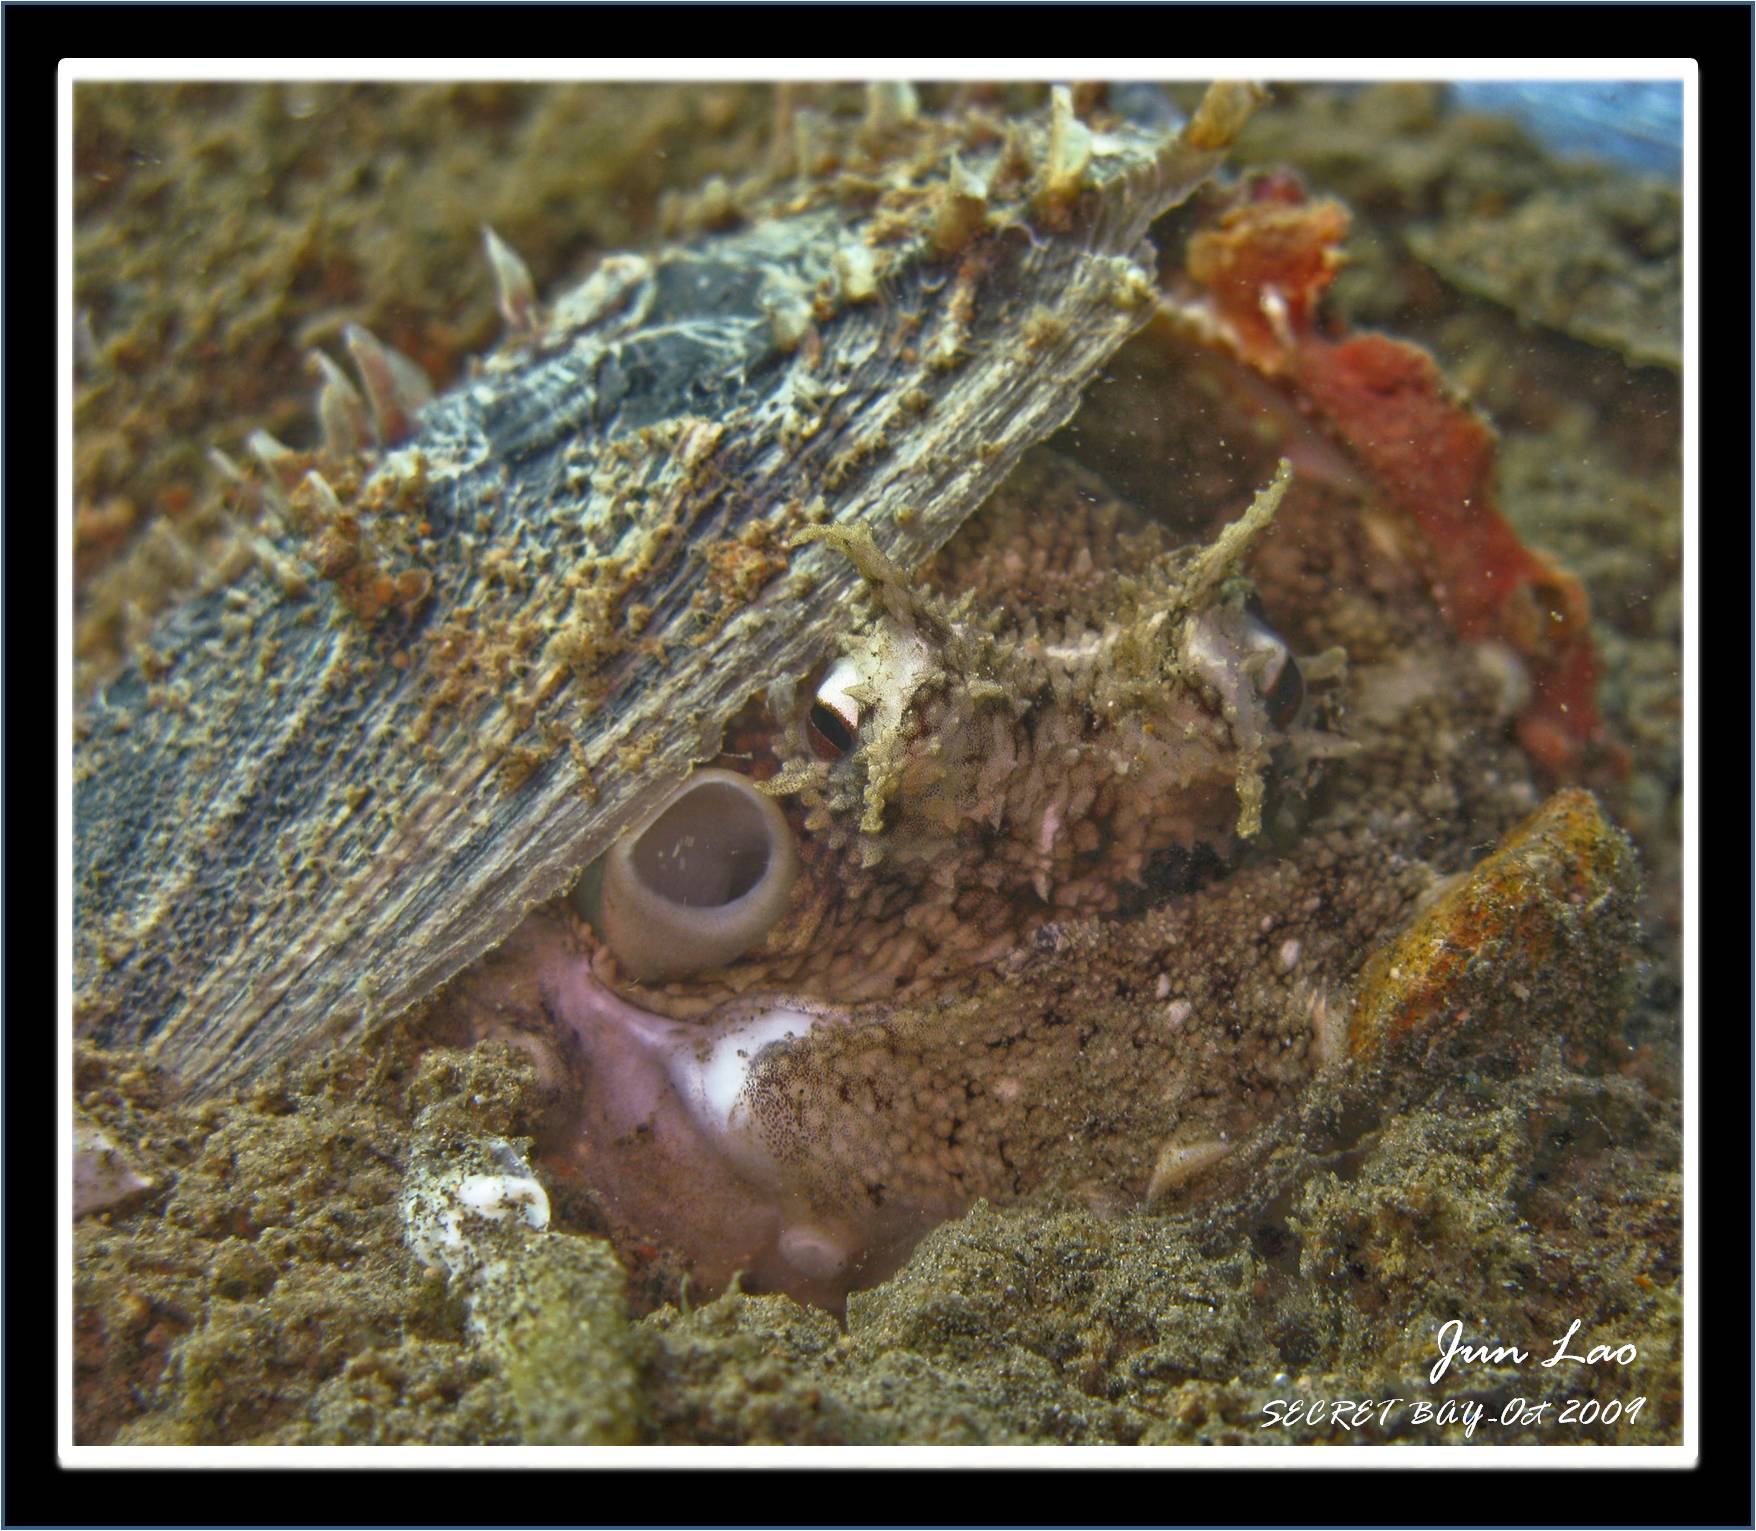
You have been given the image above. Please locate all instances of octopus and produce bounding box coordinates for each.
[423,393,1625,1304]
[418,162,1635,1316]
[75,83,1644,1329]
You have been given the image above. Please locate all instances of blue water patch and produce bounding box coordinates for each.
[1450,81,1683,179]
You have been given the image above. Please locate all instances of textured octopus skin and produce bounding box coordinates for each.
[424,442,1546,1308]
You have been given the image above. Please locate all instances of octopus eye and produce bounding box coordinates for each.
[805,657,863,762]
[1262,648,1305,728]
[1240,595,1303,729]
[573,768,799,983]
[807,701,856,760]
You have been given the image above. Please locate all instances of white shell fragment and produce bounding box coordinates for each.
[1145,1136,1234,1202]
[74,1115,156,1219]
[482,225,538,333]
[403,1135,551,1282]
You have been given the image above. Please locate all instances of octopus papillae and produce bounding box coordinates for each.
[75,83,1644,1328]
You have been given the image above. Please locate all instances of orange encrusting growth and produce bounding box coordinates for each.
[1179,180,1616,779]
[1347,787,1637,1063]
